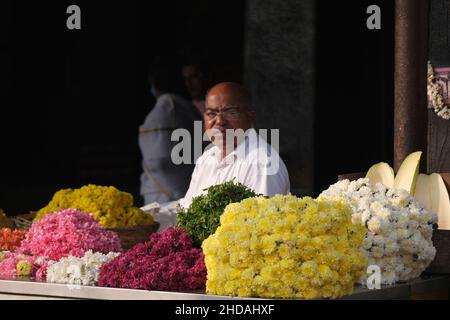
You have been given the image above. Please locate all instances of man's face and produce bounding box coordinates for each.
[204,89,254,148]
[182,65,207,101]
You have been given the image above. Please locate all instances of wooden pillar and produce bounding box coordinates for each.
[394,0,429,171]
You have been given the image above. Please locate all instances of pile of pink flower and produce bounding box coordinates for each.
[98,227,206,291]
[17,208,122,261]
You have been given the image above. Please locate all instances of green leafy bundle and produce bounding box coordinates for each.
[176,181,258,246]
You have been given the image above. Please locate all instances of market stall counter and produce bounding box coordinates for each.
[0,275,448,300]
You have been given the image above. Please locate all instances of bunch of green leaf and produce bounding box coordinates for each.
[176,180,258,246]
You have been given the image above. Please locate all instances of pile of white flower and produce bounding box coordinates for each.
[46,250,120,286]
[319,178,437,285]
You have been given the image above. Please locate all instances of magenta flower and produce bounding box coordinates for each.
[98,227,206,291]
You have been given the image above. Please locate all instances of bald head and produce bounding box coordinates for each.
[206,82,252,110]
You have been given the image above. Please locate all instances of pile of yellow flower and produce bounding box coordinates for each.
[202,195,368,299]
[34,185,153,228]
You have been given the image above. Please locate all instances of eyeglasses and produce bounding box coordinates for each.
[204,107,242,121]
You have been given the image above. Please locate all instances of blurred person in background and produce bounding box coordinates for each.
[182,58,212,115]
[139,56,202,204]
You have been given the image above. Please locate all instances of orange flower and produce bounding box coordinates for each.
[0,228,27,251]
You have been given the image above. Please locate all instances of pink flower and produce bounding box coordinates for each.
[0,252,52,279]
[34,259,51,279]
[0,252,38,277]
[17,208,122,261]
[0,252,23,276]
[98,227,206,291]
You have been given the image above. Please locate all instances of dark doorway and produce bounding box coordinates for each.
[0,1,246,214]
[314,0,394,195]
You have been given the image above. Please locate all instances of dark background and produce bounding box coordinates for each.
[0,0,394,214]
[315,0,394,194]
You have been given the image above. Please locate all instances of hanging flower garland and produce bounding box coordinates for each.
[427,61,450,120]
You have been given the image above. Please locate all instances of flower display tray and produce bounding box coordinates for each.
[338,172,450,275]
[10,211,36,230]
[0,275,448,300]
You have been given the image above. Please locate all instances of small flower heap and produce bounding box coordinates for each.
[319,178,437,284]
[0,252,48,278]
[46,250,120,286]
[202,195,368,299]
[35,184,153,228]
[0,252,33,277]
[18,208,122,261]
[98,227,206,291]
[0,228,27,251]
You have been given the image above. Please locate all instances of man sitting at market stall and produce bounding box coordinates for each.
[178,82,290,208]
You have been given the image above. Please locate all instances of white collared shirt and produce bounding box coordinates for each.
[179,128,290,208]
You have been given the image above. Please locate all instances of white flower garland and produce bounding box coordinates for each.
[427,61,450,120]
[319,178,437,285]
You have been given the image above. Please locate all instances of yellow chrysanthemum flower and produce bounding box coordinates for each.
[34,184,153,228]
[202,195,367,299]
[16,260,32,276]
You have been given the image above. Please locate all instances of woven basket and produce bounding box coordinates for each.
[0,208,15,229]
[107,223,160,250]
[10,212,36,230]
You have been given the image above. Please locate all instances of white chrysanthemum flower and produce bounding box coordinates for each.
[383,271,396,285]
[384,239,399,255]
[372,234,385,246]
[370,202,383,212]
[319,178,437,285]
[397,213,409,229]
[361,210,372,225]
[377,207,391,221]
[371,246,385,258]
[422,246,437,261]
[386,232,398,244]
[367,216,383,233]
[397,228,409,240]
[46,250,120,286]
[352,212,362,225]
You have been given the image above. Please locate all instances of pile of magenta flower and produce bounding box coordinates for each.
[98,227,206,291]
